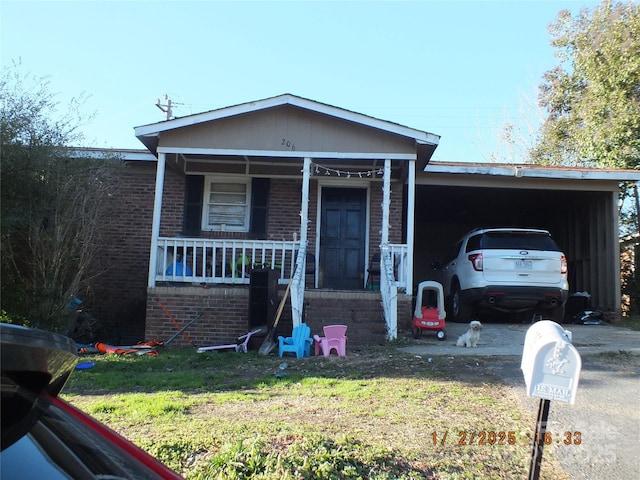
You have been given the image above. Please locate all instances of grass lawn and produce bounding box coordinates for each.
[62,345,570,479]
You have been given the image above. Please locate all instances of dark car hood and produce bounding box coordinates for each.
[1,323,77,450]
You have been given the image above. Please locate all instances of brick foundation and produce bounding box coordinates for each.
[145,286,413,349]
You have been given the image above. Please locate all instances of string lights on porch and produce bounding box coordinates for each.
[304,161,385,179]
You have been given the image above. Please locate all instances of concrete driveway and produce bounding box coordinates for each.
[399,321,640,357]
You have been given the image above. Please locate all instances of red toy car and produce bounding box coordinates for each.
[412,281,447,340]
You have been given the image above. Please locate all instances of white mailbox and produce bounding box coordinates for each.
[521,320,581,404]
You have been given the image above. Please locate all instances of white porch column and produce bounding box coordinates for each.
[381,159,398,340]
[291,157,312,328]
[381,159,390,244]
[300,158,311,246]
[147,152,166,287]
[406,159,416,295]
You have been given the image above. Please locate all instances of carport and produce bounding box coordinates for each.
[412,161,640,318]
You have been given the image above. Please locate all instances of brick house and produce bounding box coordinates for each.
[131,94,440,348]
[90,94,639,348]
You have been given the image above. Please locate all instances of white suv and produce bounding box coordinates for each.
[437,228,568,323]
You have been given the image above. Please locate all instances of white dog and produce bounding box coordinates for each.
[456,320,483,348]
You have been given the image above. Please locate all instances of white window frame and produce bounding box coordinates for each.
[201,176,252,232]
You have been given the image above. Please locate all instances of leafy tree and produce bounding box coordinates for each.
[1,64,122,332]
[492,2,640,314]
[533,0,640,169]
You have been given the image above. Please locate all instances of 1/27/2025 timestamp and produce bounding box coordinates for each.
[431,431,582,446]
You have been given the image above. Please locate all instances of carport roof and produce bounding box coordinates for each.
[425,161,640,181]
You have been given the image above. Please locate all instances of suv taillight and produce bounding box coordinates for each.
[561,255,567,274]
[468,253,483,271]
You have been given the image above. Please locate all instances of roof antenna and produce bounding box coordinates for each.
[155,94,172,120]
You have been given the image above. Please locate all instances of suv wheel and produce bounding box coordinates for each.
[451,282,472,323]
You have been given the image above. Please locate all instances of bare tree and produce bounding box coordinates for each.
[486,89,545,164]
[1,64,123,331]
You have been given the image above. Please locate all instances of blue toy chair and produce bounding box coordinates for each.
[278,323,312,358]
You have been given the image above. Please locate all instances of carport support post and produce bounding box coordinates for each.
[147,152,166,287]
[529,398,551,480]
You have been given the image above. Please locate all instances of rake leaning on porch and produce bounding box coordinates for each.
[137,94,439,348]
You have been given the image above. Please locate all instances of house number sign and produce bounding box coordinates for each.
[281,138,296,151]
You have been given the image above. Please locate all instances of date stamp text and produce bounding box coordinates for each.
[431,431,582,446]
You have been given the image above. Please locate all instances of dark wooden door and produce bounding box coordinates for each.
[320,188,366,289]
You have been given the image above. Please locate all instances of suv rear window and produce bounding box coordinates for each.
[466,231,561,252]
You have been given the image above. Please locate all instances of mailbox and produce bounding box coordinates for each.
[521,320,581,404]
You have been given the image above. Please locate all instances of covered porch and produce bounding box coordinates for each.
[136,94,439,346]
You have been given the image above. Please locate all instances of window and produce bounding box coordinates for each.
[202,177,251,231]
[480,231,560,251]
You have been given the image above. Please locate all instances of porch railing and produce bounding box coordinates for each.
[154,237,410,291]
[155,237,300,285]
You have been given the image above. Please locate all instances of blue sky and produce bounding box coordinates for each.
[1,0,601,162]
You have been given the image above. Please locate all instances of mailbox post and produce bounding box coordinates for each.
[521,320,581,480]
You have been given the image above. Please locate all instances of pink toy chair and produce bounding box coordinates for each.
[313,325,348,357]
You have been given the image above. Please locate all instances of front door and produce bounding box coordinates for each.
[320,187,366,289]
